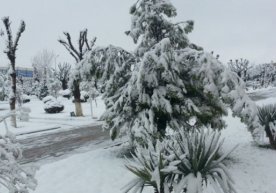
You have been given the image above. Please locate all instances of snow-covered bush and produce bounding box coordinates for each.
[0,113,37,193]
[80,91,89,101]
[170,130,236,193]
[43,96,64,113]
[125,130,237,193]
[258,104,276,149]
[78,45,135,96]
[22,94,31,103]
[48,79,62,98]
[42,96,56,103]
[124,140,171,193]
[0,73,9,101]
[58,89,71,99]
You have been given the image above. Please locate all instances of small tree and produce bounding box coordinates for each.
[2,17,26,127]
[228,58,250,82]
[54,62,71,90]
[32,49,56,84]
[79,45,135,95]
[101,0,259,145]
[58,29,96,116]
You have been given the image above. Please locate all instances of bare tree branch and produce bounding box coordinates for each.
[58,39,79,62]
[58,29,96,63]
[13,20,25,53]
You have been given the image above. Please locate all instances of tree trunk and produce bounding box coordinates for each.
[73,80,83,116]
[61,79,68,90]
[75,101,83,116]
[10,64,17,127]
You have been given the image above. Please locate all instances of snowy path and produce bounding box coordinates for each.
[19,124,110,164]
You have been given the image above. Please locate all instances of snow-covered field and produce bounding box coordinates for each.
[0,96,105,137]
[1,90,276,193]
[21,89,276,193]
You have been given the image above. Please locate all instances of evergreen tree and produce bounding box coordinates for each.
[79,45,135,96]
[39,80,49,100]
[101,0,259,144]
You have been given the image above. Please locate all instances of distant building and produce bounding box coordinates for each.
[0,66,33,78]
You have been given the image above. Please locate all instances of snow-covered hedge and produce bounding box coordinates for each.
[43,96,64,113]
[42,96,56,104]
[72,91,89,103]
[22,94,31,103]
[58,89,71,99]
[80,91,89,101]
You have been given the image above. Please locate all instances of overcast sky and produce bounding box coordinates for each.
[0,0,275,67]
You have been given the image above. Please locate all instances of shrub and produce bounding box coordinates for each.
[0,113,37,192]
[42,96,56,103]
[81,91,89,101]
[125,130,237,193]
[58,89,71,99]
[124,141,172,193]
[22,94,31,103]
[43,96,64,113]
[72,95,87,103]
[171,130,237,193]
[258,104,276,149]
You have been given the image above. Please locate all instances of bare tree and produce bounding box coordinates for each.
[2,17,26,127]
[55,62,71,90]
[32,49,56,83]
[58,29,96,116]
[228,58,250,82]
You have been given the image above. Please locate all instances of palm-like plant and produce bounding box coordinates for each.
[257,104,276,149]
[171,130,237,193]
[124,141,173,193]
[124,130,237,193]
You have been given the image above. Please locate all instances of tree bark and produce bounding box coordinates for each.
[10,64,17,127]
[61,79,68,90]
[73,80,83,116]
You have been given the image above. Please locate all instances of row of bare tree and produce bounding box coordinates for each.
[1,16,96,127]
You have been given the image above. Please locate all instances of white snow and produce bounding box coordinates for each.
[2,89,276,193]
[0,96,105,137]
[23,88,276,193]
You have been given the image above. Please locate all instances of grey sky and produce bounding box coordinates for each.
[0,0,275,67]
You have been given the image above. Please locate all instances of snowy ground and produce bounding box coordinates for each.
[19,88,275,193]
[0,96,105,137]
[2,89,276,193]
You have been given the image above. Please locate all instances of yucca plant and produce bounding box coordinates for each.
[124,130,237,193]
[257,104,276,149]
[124,140,174,193]
[170,130,237,193]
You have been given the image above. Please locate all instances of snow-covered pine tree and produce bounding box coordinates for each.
[101,0,259,144]
[79,45,135,97]
[39,80,49,100]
